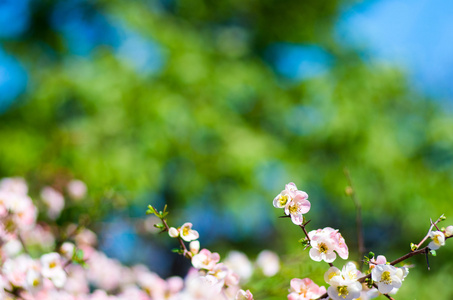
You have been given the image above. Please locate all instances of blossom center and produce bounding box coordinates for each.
[337,286,349,298]
[319,243,328,253]
[182,227,190,236]
[49,261,57,269]
[381,271,392,284]
[279,195,289,206]
[433,235,440,245]
[289,204,299,214]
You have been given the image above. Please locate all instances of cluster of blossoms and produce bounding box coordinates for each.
[273,183,311,225]
[162,210,281,300]
[0,177,280,300]
[272,182,452,300]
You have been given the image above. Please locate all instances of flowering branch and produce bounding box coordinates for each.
[272,181,453,300]
[146,205,193,259]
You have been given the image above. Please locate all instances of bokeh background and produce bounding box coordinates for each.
[1,0,453,298]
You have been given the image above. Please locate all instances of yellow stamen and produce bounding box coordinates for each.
[279,195,289,206]
[319,243,328,253]
[381,271,392,284]
[337,286,349,298]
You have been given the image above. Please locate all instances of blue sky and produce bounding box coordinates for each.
[337,0,453,100]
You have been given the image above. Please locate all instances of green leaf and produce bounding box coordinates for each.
[430,250,437,256]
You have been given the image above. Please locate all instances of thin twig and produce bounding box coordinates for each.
[161,218,191,259]
[415,215,444,249]
[344,168,365,267]
[17,233,29,255]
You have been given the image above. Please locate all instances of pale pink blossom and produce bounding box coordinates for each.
[67,179,87,200]
[236,289,254,300]
[180,223,200,242]
[190,240,201,255]
[224,251,253,282]
[192,249,221,270]
[308,227,349,262]
[41,186,65,219]
[3,254,34,287]
[40,252,67,288]
[445,225,453,237]
[428,230,445,250]
[0,177,28,195]
[284,193,311,225]
[288,278,326,300]
[60,242,76,260]
[256,250,280,277]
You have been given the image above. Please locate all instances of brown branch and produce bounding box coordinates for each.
[161,218,191,259]
[299,220,312,244]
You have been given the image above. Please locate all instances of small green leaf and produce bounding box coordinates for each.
[430,250,437,256]
[154,223,164,229]
[410,243,417,251]
[368,252,375,259]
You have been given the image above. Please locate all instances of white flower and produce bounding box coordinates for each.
[327,276,362,300]
[309,236,337,263]
[428,230,445,250]
[444,225,453,237]
[191,249,220,270]
[168,227,179,238]
[168,223,199,242]
[26,266,42,291]
[180,223,199,242]
[60,242,75,260]
[190,240,200,255]
[371,264,403,294]
[256,250,280,277]
[236,289,254,300]
[40,252,67,288]
[224,251,253,282]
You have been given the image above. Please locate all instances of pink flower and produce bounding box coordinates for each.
[41,187,65,220]
[168,223,199,242]
[66,180,87,200]
[284,193,311,225]
[308,228,349,263]
[236,289,254,300]
[288,278,326,300]
[191,249,220,270]
[256,250,280,277]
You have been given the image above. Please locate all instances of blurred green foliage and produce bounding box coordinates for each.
[1,0,453,298]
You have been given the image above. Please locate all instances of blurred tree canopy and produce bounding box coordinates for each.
[1,0,453,297]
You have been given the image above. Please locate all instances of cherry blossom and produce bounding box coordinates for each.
[192,249,221,270]
[168,222,199,242]
[288,278,327,300]
[256,250,280,277]
[428,230,445,250]
[445,225,453,237]
[236,289,254,300]
[308,228,349,263]
[371,264,404,294]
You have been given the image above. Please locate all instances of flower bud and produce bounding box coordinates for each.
[445,225,453,237]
